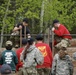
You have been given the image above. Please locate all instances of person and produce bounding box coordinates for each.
[51,47,73,75]
[35,34,53,75]
[13,18,31,47]
[13,18,31,38]
[0,64,12,75]
[72,52,76,60]
[20,37,44,75]
[52,19,72,50]
[16,38,28,75]
[72,52,76,75]
[0,41,18,74]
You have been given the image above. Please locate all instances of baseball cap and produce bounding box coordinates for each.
[23,18,28,23]
[0,64,12,74]
[6,41,13,46]
[53,19,59,25]
[36,34,43,40]
[22,38,28,45]
[27,37,35,45]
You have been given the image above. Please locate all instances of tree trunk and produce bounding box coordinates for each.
[40,0,45,33]
[0,0,10,48]
[32,18,35,33]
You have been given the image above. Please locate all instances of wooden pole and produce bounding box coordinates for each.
[20,29,22,47]
[52,31,54,56]
[48,27,50,44]
[24,26,26,39]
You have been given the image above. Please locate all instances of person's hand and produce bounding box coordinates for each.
[19,26,22,29]
[27,34,31,38]
[52,27,55,31]
[22,65,26,69]
[13,27,18,31]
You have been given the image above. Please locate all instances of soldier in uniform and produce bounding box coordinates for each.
[51,47,73,75]
[52,19,72,50]
[35,34,53,75]
[20,37,44,75]
[16,38,28,75]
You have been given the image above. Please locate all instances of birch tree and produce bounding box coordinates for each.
[40,0,45,33]
[0,0,10,48]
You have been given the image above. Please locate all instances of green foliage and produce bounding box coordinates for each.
[0,0,76,34]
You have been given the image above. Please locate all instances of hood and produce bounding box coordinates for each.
[27,45,36,52]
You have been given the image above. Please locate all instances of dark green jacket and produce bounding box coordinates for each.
[0,50,18,71]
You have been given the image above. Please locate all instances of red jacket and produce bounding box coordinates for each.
[36,42,53,68]
[16,47,24,71]
[54,24,72,39]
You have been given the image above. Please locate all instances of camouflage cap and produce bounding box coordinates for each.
[6,41,13,46]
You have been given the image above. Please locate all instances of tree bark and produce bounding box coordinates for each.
[0,0,10,48]
[32,18,35,33]
[40,0,45,33]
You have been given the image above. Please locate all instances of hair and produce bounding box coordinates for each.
[28,41,34,45]
[23,18,28,23]
[22,44,27,46]
[36,34,43,41]
[36,38,43,41]
[5,44,12,50]
[27,38,35,45]
[22,38,28,46]
[23,44,29,60]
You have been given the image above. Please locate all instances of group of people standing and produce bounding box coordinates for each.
[0,18,74,75]
[17,34,53,75]
[0,34,53,75]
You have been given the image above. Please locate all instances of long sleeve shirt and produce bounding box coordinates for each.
[54,24,72,39]
[36,42,53,68]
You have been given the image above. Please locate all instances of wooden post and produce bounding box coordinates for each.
[48,27,50,44]
[20,29,22,47]
[52,31,54,56]
[24,26,26,39]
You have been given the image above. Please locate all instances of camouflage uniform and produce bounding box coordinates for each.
[20,45,44,75]
[18,67,38,75]
[72,52,76,60]
[51,54,73,75]
[37,68,51,75]
[55,38,70,49]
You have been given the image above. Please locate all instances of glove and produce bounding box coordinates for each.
[52,27,55,31]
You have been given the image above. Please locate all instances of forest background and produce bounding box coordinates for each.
[0,0,76,35]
